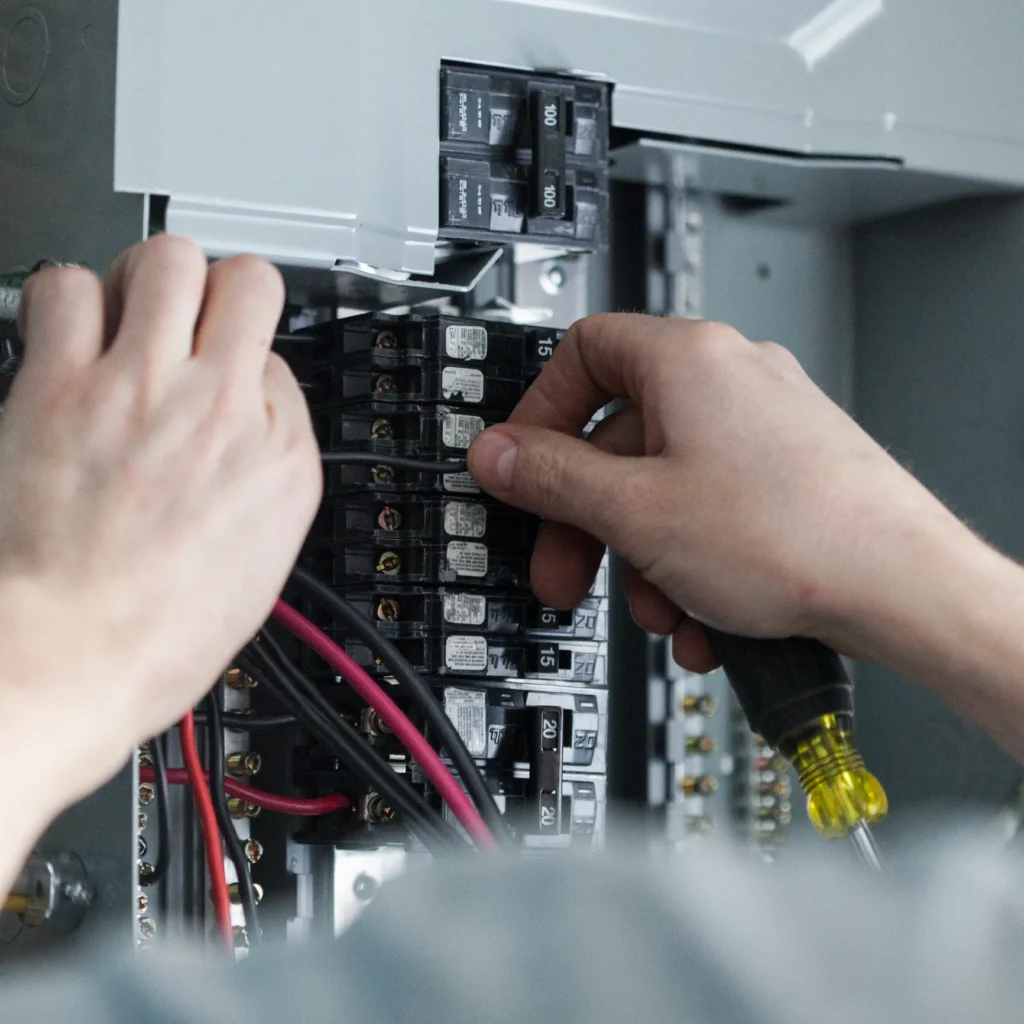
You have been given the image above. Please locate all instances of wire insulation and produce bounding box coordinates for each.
[320,451,468,474]
[272,599,498,850]
[288,567,508,843]
[205,688,261,944]
[191,711,296,729]
[242,640,462,854]
[179,712,233,948]
[139,766,351,816]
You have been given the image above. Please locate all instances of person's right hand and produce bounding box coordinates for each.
[468,314,982,671]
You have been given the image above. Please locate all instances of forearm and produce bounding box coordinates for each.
[829,511,1024,764]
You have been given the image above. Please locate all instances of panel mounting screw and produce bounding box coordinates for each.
[352,874,379,902]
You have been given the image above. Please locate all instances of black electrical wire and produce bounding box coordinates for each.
[191,711,296,730]
[320,451,468,474]
[141,733,172,888]
[205,686,261,945]
[247,634,465,853]
[245,641,462,855]
[242,638,465,855]
[288,566,510,845]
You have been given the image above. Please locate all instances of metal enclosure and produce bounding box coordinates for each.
[0,0,1022,952]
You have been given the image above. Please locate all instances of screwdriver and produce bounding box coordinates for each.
[704,630,888,869]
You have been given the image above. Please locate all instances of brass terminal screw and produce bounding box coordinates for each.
[227,798,261,820]
[137,892,150,913]
[226,882,264,906]
[363,793,396,824]
[138,783,155,806]
[682,694,718,717]
[244,840,264,865]
[373,330,399,349]
[686,735,717,755]
[138,812,149,830]
[360,708,393,737]
[377,505,402,532]
[376,598,401,622]
[376,551,402,575]
[138,917,157,940]
[373,373,397,395]
[371,464,396,485]
[680,774,719,797]
[138,752,154,769]
[370,418,394,440]
[226,752,262,778]
[226,667,258,690]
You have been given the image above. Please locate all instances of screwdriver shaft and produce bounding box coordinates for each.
[849,819,883,871]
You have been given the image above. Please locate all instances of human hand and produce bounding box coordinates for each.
[0,236,321,811]
[468,314,978,671]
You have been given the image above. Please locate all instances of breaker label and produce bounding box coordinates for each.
[447,540,488,578]
[441,366,485,403]
[445,325,489,361]
[443,592,487,627]
[573,651,599,682]
[443,471,481,495]
[445,636,488,674]
[444,502,487,539]
[441,412,485,450]
[443,687,487,755]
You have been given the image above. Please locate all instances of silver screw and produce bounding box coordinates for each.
[352,874,379,902]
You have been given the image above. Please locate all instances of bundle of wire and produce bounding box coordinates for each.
[205,686,261,945]
[178,711,233,949]
[288,567,509,845]
[271,600,500,850]
[239,635,466,855]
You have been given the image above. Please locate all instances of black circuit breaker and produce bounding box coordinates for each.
[438,64,612,250]
[280,311,608,847]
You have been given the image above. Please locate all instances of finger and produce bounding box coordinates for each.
[103,235,209,373]
[529,405,647,608]
[17,267,105,385]
[621,562,684,636]
[671,618,719,674]
[531,521,604,609]
[468,423,655,558]
[194,255,285,380]
[508,313,683,435]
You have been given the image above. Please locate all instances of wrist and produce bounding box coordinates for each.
[820,509,1024,760]
[0,573,135,815]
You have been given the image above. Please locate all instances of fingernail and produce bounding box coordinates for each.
[470,430,518,489]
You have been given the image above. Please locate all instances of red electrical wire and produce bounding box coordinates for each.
[272,599,499,851]
[178,711,233,949]
[139,766,350,816]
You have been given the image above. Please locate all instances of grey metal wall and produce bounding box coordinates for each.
[854,195,1024,812]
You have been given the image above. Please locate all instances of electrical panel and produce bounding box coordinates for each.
[266,311,608,864]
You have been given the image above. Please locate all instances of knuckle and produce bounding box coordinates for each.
[523,444,569,503]
[25,265,99,307]
[690,319,743,348]
[139,234,208,279]
[759,339,802,370]
[217,254,286,307]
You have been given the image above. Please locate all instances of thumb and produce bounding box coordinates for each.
[468,424,653,554]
